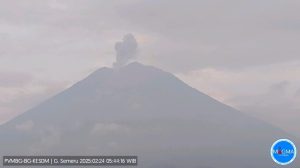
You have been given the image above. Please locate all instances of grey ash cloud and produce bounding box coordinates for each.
[113,34,138,68]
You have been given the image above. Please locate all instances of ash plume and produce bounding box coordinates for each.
[113,34,138,68]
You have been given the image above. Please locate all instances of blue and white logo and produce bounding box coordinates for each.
[271,139,297,165]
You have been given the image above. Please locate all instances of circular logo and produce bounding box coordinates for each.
[271,139,297,165]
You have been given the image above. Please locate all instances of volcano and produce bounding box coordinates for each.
[0,62,298,168]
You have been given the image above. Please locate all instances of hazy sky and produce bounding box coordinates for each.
[0,0,300,136]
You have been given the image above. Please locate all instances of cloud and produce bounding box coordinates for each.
[30,126,62,153]
[177,61,300,137]
[2,0,300,72]
[118,0,300,72]
[1,0,300,138]
[90,122,130,135]
[177,61,300,102]
[113,34,138,68]
[0,80,68,124]
[294,88,300,98]
[231,81,300,138]
[0,72,33,87]
[15,120,34,131]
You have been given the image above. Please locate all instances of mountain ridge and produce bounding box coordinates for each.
[0,62,299,168]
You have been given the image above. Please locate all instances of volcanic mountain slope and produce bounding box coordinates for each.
[0,62,299,168]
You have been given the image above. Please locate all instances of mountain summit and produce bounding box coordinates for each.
[0,62,298,168]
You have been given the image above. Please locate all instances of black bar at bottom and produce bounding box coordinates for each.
[3,156,138,166]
